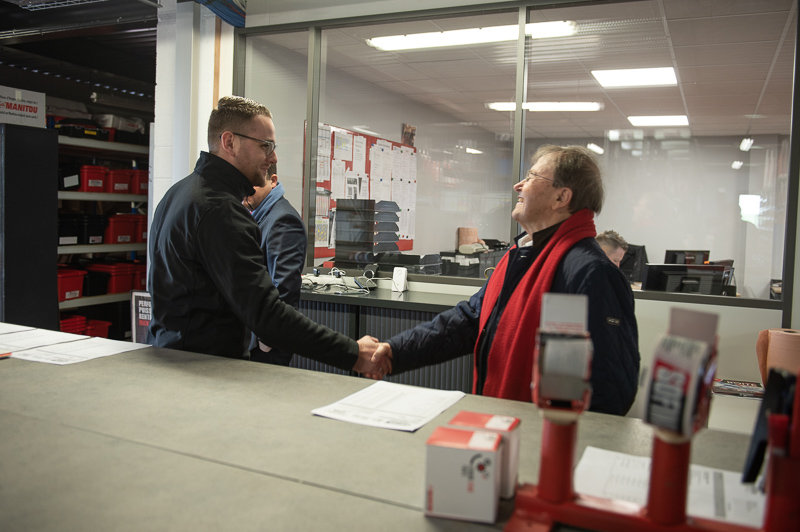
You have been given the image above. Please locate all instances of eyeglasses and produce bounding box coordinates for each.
[232,132,277,156]
[521,170,554,184]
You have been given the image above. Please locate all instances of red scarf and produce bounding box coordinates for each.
[474,209,596,401]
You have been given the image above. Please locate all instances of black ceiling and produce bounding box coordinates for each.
[0,0,158,118]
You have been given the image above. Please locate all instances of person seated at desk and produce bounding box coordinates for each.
[243,163,306,366]
[596,229,628,267]
[368,145,640,416]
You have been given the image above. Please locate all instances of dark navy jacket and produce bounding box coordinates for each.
[146,152,358,369]
[248,182,306,357]
[387,234,640,415]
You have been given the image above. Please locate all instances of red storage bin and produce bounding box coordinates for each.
[78,165,107,193]
[131,170,149,194]
[86,319,112,338]
[133,214,147,243]
[57,269,87,301]
[132,263,147,290]
[84,263,136,293]
[105,169,132,194]
[60,314,87,334]
[104,214,138,244]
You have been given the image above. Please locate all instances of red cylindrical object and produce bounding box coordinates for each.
[646,433,690,525]
[537,417,577,504]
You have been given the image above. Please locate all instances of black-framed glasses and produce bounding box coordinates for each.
[232,132,277,156]
[521,170,553,184]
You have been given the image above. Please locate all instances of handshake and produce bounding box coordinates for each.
[353,336,394,379]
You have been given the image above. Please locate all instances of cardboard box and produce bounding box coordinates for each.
[425,426,502,523]
[447,411,520,499]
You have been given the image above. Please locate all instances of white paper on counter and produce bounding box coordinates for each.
[0,322,35,335]
[0,328,88,353]
[574,446,765,528]
[312,380,465,432]
[12,337,150,365]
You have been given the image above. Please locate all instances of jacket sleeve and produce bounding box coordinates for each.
[387,285,485,374]
[263,211,306,308]
[197,201,358,370]
[577,261,640,415]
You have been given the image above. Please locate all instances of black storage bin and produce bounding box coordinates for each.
[83,270,110,296]
[55,118,110,142]
[59,214,105,245]
[58,215,80,246]
[58,163,82,191]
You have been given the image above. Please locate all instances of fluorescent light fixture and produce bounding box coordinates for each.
[366,21,576,51]
[627,115,689,127]
[528,102,603,112]
[732,161,744,170]
[591,67,677,88]
[587,143,604,155]
[487,101,603,112]
[465,147,483,154]
[739,138,754,152]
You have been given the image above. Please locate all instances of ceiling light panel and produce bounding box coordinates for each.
[592,67,677,88]
[628,115,689,127]
[366,21,576,51]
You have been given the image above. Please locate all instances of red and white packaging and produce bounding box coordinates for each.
[447,410,520,499]
[425,426,502,523]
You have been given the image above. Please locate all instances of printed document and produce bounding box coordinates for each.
[312,380,465,431]
[574,446,764,527]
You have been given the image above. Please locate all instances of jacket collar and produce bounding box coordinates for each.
[195,151,255,199]
[251,182,285,222]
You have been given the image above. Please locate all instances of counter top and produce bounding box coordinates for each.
[1,346,753,531]
[301,286,469,313]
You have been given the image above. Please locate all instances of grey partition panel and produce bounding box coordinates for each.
[360,306,473,394]
[293,300,354,375]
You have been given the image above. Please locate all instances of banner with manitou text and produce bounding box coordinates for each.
[0,85,45,127]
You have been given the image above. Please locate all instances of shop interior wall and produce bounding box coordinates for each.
[527,134,787,299]
[245,35,514,258]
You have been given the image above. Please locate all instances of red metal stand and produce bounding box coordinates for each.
[505,411,799,532]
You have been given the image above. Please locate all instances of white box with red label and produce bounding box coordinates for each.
[447,410,521,499]
[424,425,502,523]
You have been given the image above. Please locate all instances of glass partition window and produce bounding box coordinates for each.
[314,12,520,275]
[523,0,795,299]
[243,31,309,220]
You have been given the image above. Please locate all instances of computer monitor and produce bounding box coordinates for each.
[664,250,710,265]
[619,244,648,283]
[642,264,734,296]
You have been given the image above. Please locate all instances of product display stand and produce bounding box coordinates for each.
[505,375,799,532]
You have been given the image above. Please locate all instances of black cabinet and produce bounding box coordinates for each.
[0,124,59,330]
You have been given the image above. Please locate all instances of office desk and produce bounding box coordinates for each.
[1,347,752,531]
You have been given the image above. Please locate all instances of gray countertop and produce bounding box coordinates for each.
[0,346,752,531]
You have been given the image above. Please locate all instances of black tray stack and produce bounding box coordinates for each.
[335,199,400,271]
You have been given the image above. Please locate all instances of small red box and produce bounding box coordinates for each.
[105,169,132,194]
[131,170,148,194]
[86,319,112,338]
[57,269,87,301]
[84,263,136,294]
[104,214,137,244]
[78,165,107,193]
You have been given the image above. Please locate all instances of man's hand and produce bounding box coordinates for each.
[360,342,393,380]
[353,336,392,377]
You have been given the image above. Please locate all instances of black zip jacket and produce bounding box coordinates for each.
[147,152,358,369]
